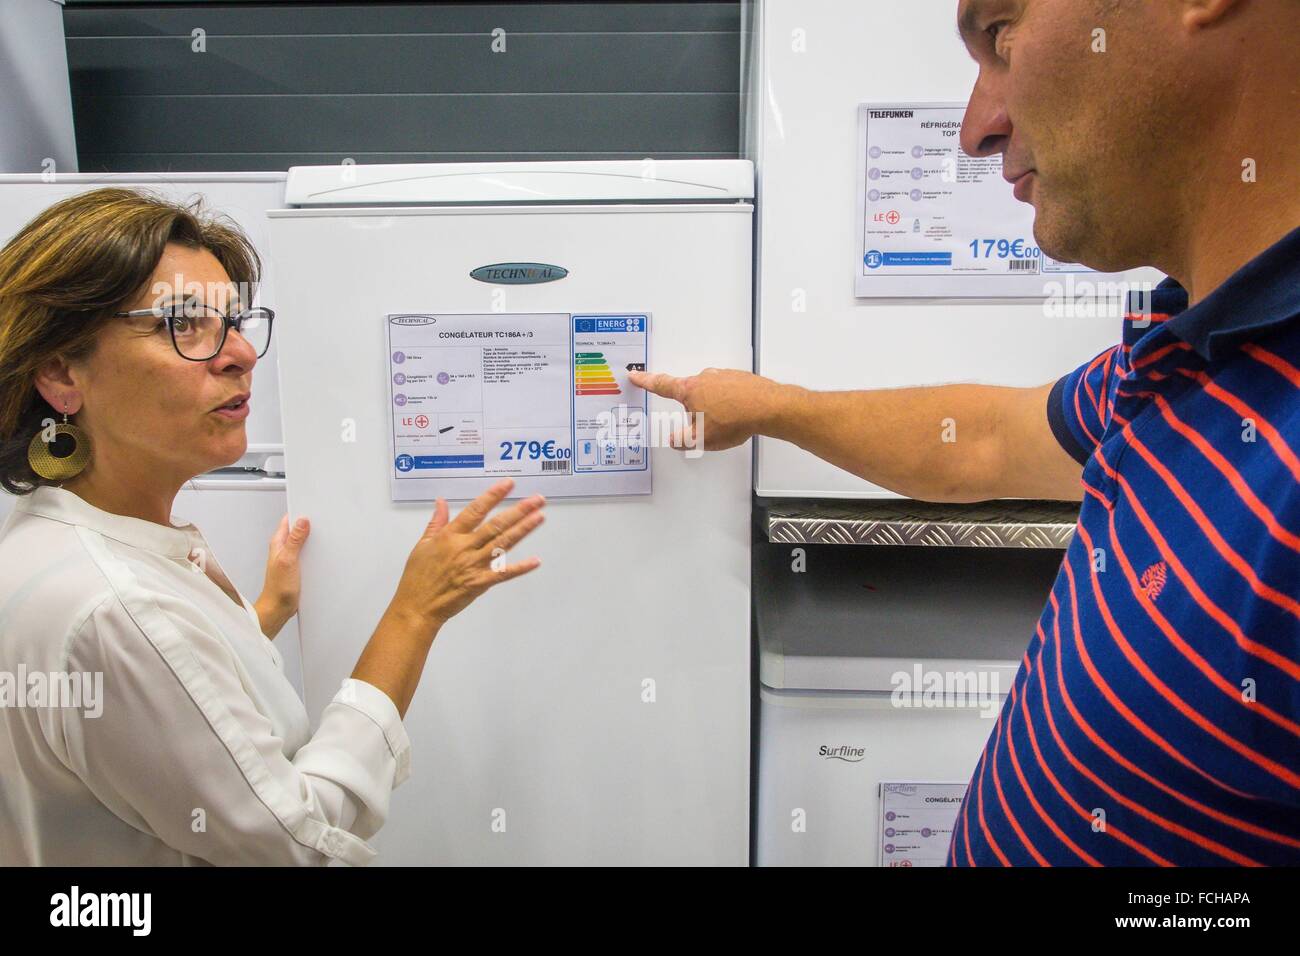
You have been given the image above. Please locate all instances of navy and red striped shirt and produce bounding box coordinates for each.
[950,224,1300,866]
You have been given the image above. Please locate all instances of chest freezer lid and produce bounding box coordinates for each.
[283,160,754,206]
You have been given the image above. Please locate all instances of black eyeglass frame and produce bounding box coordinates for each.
[112,304,276,362]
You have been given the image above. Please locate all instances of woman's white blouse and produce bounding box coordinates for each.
[0,485,411,866]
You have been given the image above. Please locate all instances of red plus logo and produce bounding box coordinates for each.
[414,415,429,429]
[872,210,902,225]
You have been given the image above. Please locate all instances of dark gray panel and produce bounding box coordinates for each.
[64,3,741,37]
[65,2,742,172]
[72,92,738,153]
[754,538,1059,671]
[66,33,739,95]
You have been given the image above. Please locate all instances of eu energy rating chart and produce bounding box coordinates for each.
[572,314,648,478]
[574,352,620,396]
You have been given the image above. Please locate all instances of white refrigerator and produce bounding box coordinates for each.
[267,161,753,865]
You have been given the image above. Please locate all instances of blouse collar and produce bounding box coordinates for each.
[15,485,201,560]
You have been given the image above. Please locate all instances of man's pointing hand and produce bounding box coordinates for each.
[627,367,791,452]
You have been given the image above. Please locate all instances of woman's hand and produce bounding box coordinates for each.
[254,514,311,639]
[388,478,545,632]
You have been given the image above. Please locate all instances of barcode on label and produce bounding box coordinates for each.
[541,460,570,473]
[1008,259,1039,272]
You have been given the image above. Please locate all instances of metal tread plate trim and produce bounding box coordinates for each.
[764,499,1079,549]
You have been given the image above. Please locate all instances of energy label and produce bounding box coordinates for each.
[386,312,650,500]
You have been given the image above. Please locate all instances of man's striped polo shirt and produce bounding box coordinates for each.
[949,224,1300,866]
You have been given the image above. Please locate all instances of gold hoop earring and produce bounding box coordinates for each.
[27,400,91,481]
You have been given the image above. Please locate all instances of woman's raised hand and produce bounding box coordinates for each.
[389,478,545,631]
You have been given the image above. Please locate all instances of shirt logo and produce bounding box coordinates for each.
[1140,561,1168,602]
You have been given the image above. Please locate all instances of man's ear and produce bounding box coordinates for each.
[1180,0,1246,31]
[32,357,82,415]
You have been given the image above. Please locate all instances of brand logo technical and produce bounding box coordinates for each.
[470,263,569,284]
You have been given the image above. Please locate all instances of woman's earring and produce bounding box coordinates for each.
[27,399,92,481]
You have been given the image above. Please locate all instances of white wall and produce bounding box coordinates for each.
[0,0,77,174]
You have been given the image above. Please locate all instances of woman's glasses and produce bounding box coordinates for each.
[113,301,275,362]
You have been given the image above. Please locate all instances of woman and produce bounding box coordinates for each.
[0,188,545,865]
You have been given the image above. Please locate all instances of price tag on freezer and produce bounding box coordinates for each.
[878,782,968,867]
[387,312,650,501]
[855,102,1120,297]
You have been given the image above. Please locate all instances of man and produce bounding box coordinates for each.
[630,0,1300,864]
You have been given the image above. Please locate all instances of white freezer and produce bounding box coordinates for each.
[757,688,1003,867]
[752,540,1063,866]
[267,160,753,865]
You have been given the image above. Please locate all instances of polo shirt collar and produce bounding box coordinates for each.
[1127,223,1300,362]
[15,485,200,559]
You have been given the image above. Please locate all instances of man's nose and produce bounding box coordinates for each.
[960,72,1012,158]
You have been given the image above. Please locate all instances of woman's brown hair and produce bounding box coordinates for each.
[0,187,261,494]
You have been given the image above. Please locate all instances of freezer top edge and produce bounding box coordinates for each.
[267,202,754,219]
[283,160,754,206]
